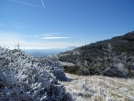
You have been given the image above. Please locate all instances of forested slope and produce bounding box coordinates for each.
[59,31,134,78]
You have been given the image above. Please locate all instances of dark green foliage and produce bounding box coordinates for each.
[64,65,80,74]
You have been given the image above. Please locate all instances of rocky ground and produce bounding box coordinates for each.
[62,73,134,101]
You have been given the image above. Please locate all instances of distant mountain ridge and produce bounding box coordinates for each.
[25,46,77,57]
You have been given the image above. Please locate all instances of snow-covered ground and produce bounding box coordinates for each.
[62,73,134,101]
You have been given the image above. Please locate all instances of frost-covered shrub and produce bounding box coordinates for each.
[104,66,127,78]
[70,43,134,78]
[35,55,67,81]
[103,43,121,67]
[77,66,90,75]
[0,47,70,101]
[103,45,128,78]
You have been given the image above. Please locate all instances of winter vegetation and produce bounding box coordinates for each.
[59,31,134,78]
[1,46,134,101]
[0,46,71,101]
[62,73,134,101]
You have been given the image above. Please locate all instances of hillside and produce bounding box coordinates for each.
[58,31,134,78]
[59,31,134,63]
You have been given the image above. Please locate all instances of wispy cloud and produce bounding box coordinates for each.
[33,32,71,40]
[10,0,43,8]
[40,0,45,8]
[41,36,71,39]
[0,31,83,49]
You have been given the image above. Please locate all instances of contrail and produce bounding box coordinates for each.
[40,0,45,8]
[10,0,43,8]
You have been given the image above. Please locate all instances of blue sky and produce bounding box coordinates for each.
[0,0,134,49]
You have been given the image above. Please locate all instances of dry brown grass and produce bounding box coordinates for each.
[62,73,134,101]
